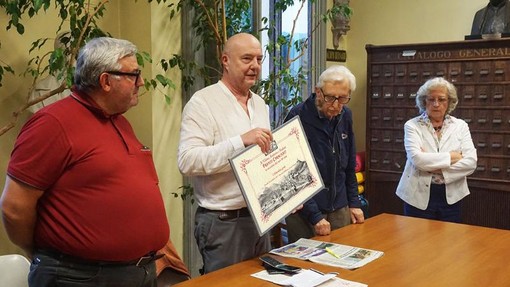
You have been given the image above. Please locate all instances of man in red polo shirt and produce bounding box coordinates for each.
[0,37,177,287]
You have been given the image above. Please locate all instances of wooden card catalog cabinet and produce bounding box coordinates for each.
[365,39,510,230]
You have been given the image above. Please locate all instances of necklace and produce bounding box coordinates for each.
[433,126,442,131]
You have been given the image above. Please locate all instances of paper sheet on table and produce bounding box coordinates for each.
[251,269,367,287]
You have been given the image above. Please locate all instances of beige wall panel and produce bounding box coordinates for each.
[150,2,184,255]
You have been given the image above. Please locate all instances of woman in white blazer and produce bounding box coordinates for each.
[396,77,477,223]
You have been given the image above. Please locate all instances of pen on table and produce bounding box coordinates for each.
[325,247,340,259]
[310,268,324,275]
[311,268,339,276]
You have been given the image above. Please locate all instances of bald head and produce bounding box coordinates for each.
[223,33,261,56]
[221,33,263,95]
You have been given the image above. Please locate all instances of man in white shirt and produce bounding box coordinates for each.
[178,33,273,274]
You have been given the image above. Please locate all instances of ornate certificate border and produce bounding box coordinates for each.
[229,116,324,236]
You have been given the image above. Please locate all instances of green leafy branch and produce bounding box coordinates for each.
[0,0,176,136]
[158,1,348,127]
[171,184,195,204]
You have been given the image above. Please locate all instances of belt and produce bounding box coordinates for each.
[199,206,251,220]
[36,249,164,267]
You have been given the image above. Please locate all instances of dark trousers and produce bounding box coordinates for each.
[286,206,351,244]
[29,251,158,287]
[404,184,462,223]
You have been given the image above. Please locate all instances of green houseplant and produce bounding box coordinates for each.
[0,0,351,136]
[160,0,351,126]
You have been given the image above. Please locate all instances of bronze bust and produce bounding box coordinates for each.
[471,0,510,35]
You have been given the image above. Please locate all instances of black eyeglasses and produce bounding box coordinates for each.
[106,70,141,84]
[320,88,351,104]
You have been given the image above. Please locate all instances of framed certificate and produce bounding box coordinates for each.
[229,116,324,236]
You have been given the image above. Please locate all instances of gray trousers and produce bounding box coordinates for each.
[194,208,271,274]
[286,206,351,244]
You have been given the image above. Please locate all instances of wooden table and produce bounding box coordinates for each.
[174,213,510,286]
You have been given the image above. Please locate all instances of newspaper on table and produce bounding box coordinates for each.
[270,238,383,270]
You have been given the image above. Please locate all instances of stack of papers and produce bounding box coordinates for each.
[270,238,384,270]
[251,269,367,287]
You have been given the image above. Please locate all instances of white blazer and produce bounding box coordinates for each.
[396,115,477,210]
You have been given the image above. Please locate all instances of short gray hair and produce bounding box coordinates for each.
[415,77,458,114]
[74,37,138,94]
[316,65,356,92]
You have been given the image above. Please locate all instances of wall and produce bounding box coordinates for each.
[150,2,185,254]
[118,1,154,148]
[334,0,488,152]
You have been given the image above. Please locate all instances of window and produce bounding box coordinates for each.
[258,0,326,126]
